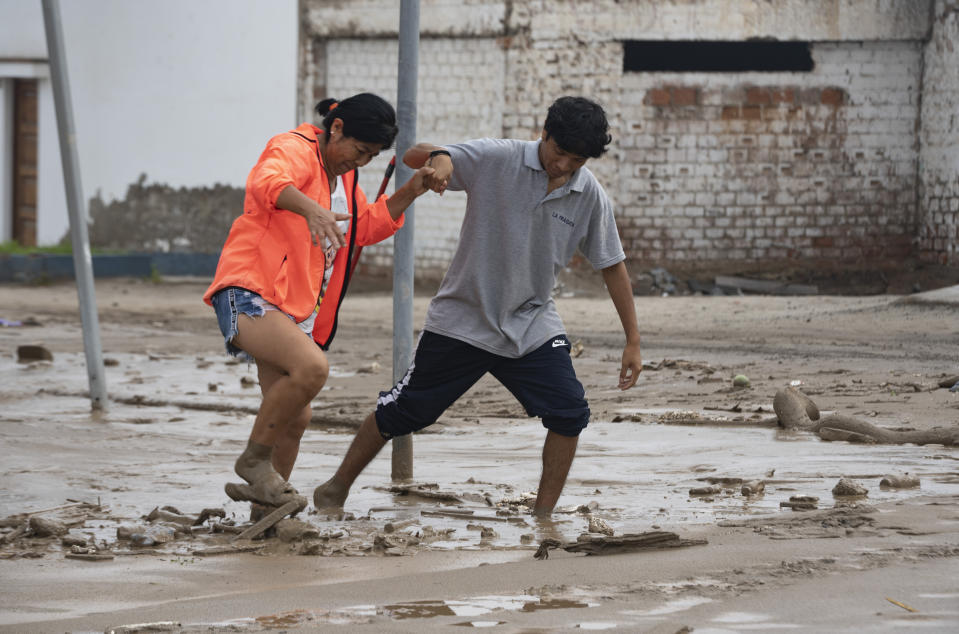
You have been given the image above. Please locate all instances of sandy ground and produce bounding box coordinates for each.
[0,277,958,633]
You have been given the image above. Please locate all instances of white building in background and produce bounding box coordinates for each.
[0,0,297,246]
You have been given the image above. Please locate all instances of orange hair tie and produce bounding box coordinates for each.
[329,102,339,111]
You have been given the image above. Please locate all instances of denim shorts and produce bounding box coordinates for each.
[210,287,316,360]
[375,331,590,439]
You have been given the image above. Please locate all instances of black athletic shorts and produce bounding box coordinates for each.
[375,331,590,439]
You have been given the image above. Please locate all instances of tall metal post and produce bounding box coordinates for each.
[41,0,107,410]
[391,0,419,481]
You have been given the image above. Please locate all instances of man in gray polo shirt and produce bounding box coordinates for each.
[313,96,642,517]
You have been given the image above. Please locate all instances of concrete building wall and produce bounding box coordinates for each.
[301,0,946,278]
[0,0,297,246]
[919,0,959,266]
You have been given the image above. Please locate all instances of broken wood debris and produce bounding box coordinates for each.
[192,543,267,556]
[421,509,528,525]
[233,498,307,541]
[389,484,463,503]
[534,531,707,559]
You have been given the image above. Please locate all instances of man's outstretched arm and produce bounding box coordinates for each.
[601,261,642,390]
[403,143,453,194]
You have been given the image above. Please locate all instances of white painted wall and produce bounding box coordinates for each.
[0,0,297,245]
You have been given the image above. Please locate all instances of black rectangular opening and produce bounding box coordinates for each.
[624,40,814,72]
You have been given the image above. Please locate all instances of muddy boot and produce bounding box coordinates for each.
[250,502,274,523]
[232,441,300,505]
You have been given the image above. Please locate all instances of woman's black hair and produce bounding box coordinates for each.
[543,96,612,158]
[315,93,398,149]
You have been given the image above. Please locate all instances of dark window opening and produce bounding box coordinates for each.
[624,41,814,72]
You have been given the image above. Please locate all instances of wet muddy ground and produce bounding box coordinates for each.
[0,278,957,632]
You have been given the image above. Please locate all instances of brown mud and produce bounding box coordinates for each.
[0,278,957,632]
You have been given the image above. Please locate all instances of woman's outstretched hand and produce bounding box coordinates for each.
[306,206,352,248]
[408,165,437,197]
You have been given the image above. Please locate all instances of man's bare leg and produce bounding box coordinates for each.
[313,412,387,509]
[533,430,579,517]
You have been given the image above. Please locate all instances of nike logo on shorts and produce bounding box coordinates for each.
[552,339,568,348]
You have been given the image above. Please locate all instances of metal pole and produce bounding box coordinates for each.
[41,0,107,410]
[391,0,419,481]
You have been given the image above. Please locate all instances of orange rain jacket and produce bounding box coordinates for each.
[203,123,403,349]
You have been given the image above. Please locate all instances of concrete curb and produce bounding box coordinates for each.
[0,253,219,283]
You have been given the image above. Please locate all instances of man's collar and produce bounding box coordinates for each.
[525,140,587,192]
[524,140,543,171]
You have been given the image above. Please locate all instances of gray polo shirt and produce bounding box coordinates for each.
[422,138,625,358]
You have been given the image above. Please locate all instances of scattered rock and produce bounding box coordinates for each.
[938,375,959,389]
[65,548,114,561]
[832,478,868,497]
[61,534,88,548]
[780,495,819,511]
[240,376,257,388]
[104,357,120,367]
[689,485,722,496]
[275,518,320,543]
[520,533,535,544]
[880,473,920,489]
[357,361,382,374]
[741,480,765,496]
[116,524,149,540]
[587,516,614,536]
[17,344,53,363]
[145,507,194,527]
[194,508,226,526]
[28,516,67,537]
[733,374,751,388]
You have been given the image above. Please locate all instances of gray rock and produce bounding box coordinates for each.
[832,478,868,497]
[28,516,67,537]
[276,518,320,543]
[17,344,53,363]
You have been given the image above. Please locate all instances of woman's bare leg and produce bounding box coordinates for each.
[230,311,328,503]
[256,360,312,481]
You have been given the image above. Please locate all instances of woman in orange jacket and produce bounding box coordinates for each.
[203,93,435,507]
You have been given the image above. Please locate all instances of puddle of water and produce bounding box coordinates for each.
[621,595,715,616]
[383,594,594,620]
[2,352,957,555]
[712,611,777,623]
[292,417,958,550]
[190,594,597,631]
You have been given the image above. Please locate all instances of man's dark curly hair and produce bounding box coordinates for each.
[543,96,612,158]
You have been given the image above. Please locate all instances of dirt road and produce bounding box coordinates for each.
[0,278,957,632]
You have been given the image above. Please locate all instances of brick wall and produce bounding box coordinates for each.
[613,42,921,272]
[919,0,959,266]
[300,0,950,279]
